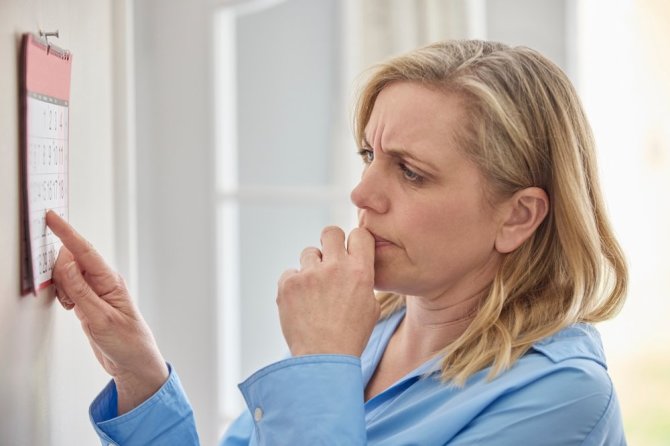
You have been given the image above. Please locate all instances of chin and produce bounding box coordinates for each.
[373,260,422,295]
[373,268,434,297]
[373,277,395,293]
[373,270,408,295]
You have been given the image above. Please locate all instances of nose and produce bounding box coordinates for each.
[350,164,390,215]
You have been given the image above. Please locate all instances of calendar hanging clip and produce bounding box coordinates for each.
[39,30,59,55]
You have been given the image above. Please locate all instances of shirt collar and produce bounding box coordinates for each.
[361,307,609,388]
[530,323,608,368]
[360,308,406,386]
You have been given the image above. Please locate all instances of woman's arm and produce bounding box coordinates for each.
[47,211,199,444]
[48,210,168,413]
[217,226,379,445]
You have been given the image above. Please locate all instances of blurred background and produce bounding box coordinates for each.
[185,1,670,443]
[1,0,668,445]
[112,0,670,443]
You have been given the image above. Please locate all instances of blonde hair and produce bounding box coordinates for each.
[354,40,627,385]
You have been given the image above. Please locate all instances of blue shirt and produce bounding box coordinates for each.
[90,309,626,445]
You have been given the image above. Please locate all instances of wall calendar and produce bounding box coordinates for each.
[20,33,72,295]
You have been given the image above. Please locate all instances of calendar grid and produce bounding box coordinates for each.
[26,91,69,291]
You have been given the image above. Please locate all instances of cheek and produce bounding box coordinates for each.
[404,201,497,259]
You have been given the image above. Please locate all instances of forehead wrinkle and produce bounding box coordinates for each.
[363,120,387,152]
[365,83,453,157]
[365,115,437,166]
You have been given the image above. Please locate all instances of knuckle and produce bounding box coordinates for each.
[321,225,344,238]
[301,270,319,287]
[283,273,301,290]
[92,271,126,298]
[278,270,297,290]
[82,239,95,255]
[80,241,101,264]
[111,274,129,295]
[300,247,320,259]
[72,280,89,299]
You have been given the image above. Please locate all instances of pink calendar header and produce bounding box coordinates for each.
[24,34,72,101]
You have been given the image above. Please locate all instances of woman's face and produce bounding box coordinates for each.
[351,82,504,300]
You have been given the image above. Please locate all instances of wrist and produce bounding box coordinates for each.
[114,360,169,415]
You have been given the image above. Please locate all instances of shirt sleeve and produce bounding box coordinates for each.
[446,358,627,446]
[89,364,200,446]
[236,354,367,445]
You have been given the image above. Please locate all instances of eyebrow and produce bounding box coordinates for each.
[362,137,439,173]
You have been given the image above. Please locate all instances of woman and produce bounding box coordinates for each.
[48,40,627,445]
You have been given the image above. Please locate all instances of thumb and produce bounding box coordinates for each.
[59,261,110,324]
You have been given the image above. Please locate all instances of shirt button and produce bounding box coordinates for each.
[254,407,263,422]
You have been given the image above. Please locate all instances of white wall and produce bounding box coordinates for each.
[486,0,570,74]
[133,0,219,444]
[0,0,117,444]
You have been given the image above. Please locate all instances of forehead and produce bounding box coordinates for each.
[364,82,466,149]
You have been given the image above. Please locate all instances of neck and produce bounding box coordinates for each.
[396,286,487,361]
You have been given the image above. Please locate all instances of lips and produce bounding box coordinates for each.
[367,230,395,247]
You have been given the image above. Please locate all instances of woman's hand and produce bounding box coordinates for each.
[46,210,168,415]
[277,226,380,357]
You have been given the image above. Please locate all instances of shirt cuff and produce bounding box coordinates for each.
[89,364,199,446]
[239,355,367,445]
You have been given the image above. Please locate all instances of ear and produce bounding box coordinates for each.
[495,187,549,254]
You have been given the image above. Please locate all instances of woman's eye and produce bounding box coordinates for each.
[358,149,374,164]
[400,163,422,183]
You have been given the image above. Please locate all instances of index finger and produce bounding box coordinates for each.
[46,210,111,278]
[320,226,346,261]
[347,227,375,264]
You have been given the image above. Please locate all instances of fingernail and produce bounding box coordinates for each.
[66,262,78,279]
